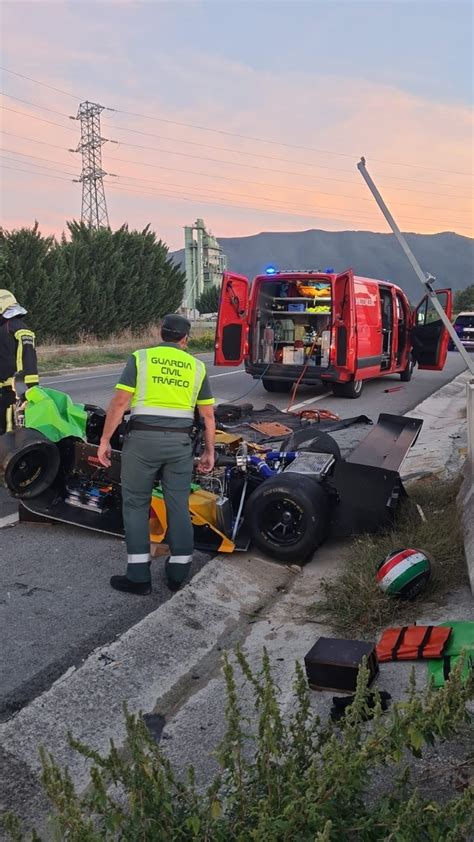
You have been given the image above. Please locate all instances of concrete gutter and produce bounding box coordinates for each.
[0,554,291,794]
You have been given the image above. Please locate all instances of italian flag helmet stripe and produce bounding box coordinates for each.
[376,549,427,583]
[377,551,430,593]
[384,562,430,595]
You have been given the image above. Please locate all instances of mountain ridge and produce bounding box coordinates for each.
[171,229,473,302]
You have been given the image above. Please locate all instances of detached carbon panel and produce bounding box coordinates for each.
[327,460,402,538]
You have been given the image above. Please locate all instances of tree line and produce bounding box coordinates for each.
[0,222,186,343]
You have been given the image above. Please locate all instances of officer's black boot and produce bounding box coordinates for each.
[110,576,152,595]
[165,556,192,592]
[110,561,152,595]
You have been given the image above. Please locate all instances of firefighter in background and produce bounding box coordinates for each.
[0,289,39,435]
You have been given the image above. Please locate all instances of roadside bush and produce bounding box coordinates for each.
[188,329,216,351]
[3,650,473,841]
[0,222,185,343]
[195,286,220,315]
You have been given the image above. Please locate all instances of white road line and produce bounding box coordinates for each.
[209,370,245,379]
[0,512,19,529]
[42,372,122,385]
[283,393,332,412]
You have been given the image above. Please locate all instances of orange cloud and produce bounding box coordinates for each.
[1,49,472,250]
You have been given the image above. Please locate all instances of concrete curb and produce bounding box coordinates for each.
[0,554,291,792]
[401,370,470,482]
[459,378,474,592]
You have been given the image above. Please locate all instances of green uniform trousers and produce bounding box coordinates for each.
[121,429,194,584]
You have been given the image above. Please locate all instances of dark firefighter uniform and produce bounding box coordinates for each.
[0,290,39,435]
[112,315,214,591]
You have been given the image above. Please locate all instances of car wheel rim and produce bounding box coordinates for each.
[261,498,305,546]
[10,450,48,489]
[354,380,362,393]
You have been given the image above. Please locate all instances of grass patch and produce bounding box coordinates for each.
[312,476,467,638]
[37,327,216,372]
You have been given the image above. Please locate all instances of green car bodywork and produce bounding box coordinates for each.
[24,386,88,443]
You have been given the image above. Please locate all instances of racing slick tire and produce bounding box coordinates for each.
[262,379,292,394]
[0,429,60,498]
[281,428,341,460]
[246,473,330,563]
[331,379,364,399]
[400,354,414,382]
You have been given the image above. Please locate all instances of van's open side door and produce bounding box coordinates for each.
[214,272,249,366]
[411,289,452,370]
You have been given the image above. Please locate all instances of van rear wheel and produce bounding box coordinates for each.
[331,379,364,399]
[262,379,292,394]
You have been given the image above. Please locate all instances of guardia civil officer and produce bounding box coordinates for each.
[0,289,39,435]
[97,314,215,595]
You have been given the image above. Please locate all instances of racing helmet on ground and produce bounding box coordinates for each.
[376,548,431,600]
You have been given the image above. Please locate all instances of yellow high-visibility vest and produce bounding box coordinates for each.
[130,347,207,419]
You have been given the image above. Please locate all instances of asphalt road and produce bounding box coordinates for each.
[0,351,467,720]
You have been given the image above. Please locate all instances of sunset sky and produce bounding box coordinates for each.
[1,0,473,251]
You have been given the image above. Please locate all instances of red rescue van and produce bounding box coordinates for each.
[214,269,452,398]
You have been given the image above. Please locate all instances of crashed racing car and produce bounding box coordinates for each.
[0,378,423,562]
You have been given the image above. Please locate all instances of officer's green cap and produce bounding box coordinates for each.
[162,313,191,337]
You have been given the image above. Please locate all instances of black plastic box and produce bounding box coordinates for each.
[304,637,379,693]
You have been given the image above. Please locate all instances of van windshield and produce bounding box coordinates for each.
[455,315,474,328]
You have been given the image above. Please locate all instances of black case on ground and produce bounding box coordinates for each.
[304,637,379,693]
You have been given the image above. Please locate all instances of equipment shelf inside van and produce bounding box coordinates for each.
[253,278,332,373]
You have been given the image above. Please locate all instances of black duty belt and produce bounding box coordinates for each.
[128,419,193,434]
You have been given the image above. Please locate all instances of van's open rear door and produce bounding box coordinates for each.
[214,272,249,366]
[411,289,452,370]
[333,270,356,370]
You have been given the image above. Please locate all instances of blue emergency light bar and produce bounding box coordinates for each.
[265,265,278,274]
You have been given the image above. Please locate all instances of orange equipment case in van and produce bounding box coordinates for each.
[214,268,452,399]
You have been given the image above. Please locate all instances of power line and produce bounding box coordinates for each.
[108,112,474,177]
[2,127,472,213]
[3,162,471,234]
[0,147,77,169]
[1,65,471,176]
[0,66,80,100]
[3,92,469,190]
[0,92,72,118]
[108,181,474,234]
[116,172,470,222]
[0,153,76,177]
[2,164,74,182]
[104,137,474,214]
[104,119,472,189]
[1,130,74,152]
[105,152,471,201]
[0,105,77,133]
[3,151,467,225]
[110,174,473,225]
[3,98,472,197]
